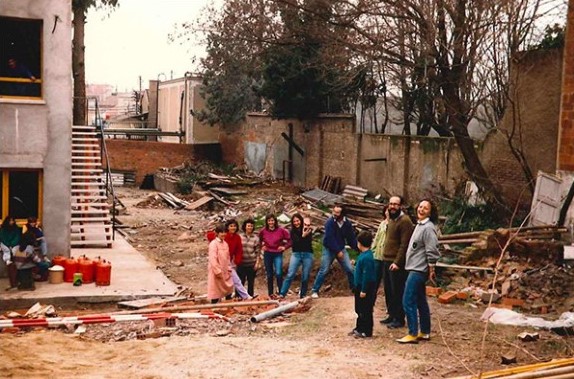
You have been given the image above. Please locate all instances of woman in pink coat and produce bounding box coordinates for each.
[207,224,234,303]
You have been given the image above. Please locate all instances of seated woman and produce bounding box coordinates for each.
[0,215,22,290]
[8,231,39,290]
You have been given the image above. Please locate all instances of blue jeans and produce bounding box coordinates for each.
[280,252,313,297]
[264,252,283,296]
[312,247,354,294]
[403,271,431,336]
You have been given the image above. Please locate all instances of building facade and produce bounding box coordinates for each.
[0,0,72,255]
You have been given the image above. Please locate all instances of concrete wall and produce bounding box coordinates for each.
[157,77,219,144]
[104,140,221,186]
[221,113,466,203]
[0,0,72,255]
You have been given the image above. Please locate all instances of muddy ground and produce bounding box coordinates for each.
[1,185,573,379]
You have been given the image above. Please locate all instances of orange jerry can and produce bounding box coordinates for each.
[95,260,111,286]
[78,257,94,284]
[63,257,78,283]
[52,255,66,267]
[92,256,101,282]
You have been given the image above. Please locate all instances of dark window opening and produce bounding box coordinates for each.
[8,171,39,220]
[0,16,42,98]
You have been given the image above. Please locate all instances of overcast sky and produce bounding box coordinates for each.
[85,0,212,92]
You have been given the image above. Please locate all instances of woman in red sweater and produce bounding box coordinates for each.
[225,219,252,300]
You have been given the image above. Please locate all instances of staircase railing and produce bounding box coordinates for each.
[88,96,116,240]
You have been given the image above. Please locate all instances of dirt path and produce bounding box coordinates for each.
[2,186,573,378]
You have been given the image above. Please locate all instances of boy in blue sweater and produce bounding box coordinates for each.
[351,231,376,338]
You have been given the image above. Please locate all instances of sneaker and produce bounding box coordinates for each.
[380,316,393,324]
[354,332,371,339]
[387,321,405,329]
[348,329,360,336]
[311,292,319,299]
[417,332,430,341]
[396,335,419,344]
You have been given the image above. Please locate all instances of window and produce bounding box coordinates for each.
[0,170,42,222]
[0,16,42,99]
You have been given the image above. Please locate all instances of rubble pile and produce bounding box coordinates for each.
[439,226,572,313]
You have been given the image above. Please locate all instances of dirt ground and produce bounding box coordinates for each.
[1,185,573,379]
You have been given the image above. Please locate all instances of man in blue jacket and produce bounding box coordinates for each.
[311,204,357,298]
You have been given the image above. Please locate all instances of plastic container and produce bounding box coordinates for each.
[63,257,78,283]
[52,255,66,267]
[48,265,64,284]
[77,257,94,284]
[73,272,83,286]
[95,260,111,286]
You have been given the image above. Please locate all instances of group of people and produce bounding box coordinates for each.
[0,216,50,291]
[207,213,316,303]
[352,196,440,342]
[206,195,440,344]
[0,215,49,290]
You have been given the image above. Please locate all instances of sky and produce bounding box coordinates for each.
[85,0,213,92]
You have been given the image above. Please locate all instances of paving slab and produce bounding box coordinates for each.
[0,236,179,310]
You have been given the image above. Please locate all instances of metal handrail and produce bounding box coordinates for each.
[88,96,116,240]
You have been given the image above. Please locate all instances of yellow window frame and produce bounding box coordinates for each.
[1,169,43,225]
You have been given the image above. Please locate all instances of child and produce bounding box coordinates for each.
[25,217,48,257]
[351,231,376,338]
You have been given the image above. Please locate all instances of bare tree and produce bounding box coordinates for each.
[72,0,119,126]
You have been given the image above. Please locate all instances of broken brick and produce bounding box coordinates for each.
[456,292,469,300]
[438,291,458,304]
[426,286,442,297]
[501,297,525,308]
[489,303,514,310]
[1,327,20,334]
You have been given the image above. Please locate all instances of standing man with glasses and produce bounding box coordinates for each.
[380,196,414,329]
[311,204,357,298]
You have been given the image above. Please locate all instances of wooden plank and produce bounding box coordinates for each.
[210,187,249,196]
[185,196,214,210]
[436,262,493,272]
[117,296,188,309]
[158,192,180,208]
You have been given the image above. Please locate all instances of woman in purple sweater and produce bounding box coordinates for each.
[259,214,291,296]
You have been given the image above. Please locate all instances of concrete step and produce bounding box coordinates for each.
[72,209,110,218]
[72,195,108,201]
[71,202,111,208]
[71,217,111,222]
[72,131,98,135]
[72,137,99,143]
[71,155,101,159]
[72,168,103,174]
[72,162,102,167]
[72,125,97,130]
[71,175,104,180]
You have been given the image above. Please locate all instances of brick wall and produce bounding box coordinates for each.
[104,140,221,185]
[559,0,574,171]
[483,48,563,205]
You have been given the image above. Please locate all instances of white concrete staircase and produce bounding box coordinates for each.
[71,125,113,247]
